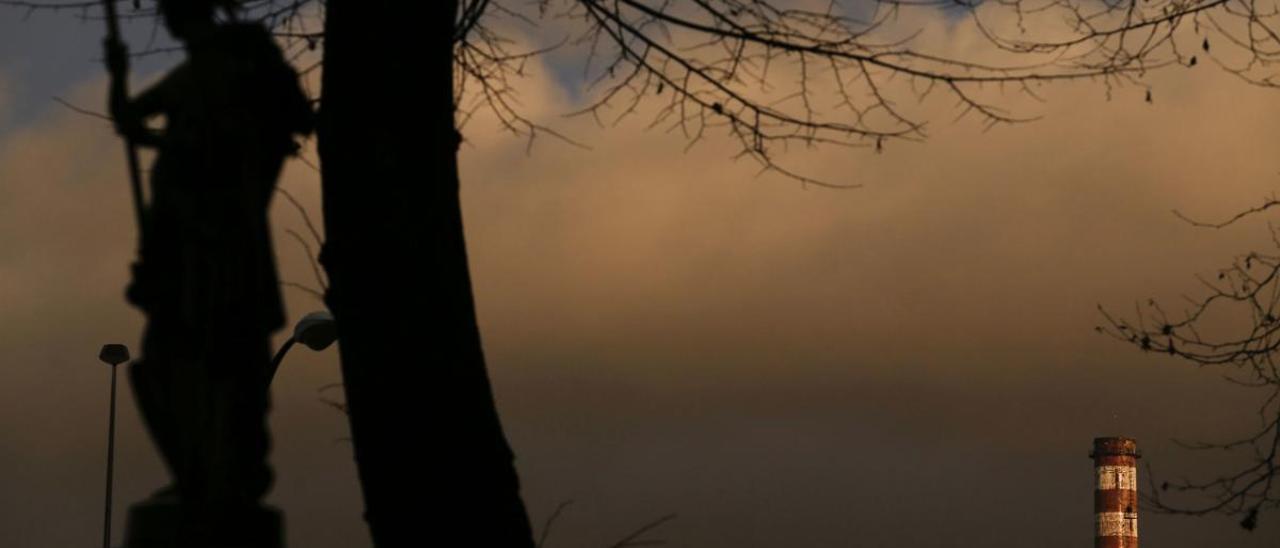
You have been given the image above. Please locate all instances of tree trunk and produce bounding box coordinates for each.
[316,2,535,545]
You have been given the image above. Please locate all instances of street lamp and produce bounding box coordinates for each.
[98,343,130,548]
[268,310,338,383]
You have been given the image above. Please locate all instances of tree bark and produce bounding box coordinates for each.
[317,2,535,545]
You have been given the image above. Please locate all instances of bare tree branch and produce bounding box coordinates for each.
[1100,197,1280,529]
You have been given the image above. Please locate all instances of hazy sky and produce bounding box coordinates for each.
[3,3,1280,547]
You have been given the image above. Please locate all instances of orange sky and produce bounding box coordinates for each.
[3,3,1280,547]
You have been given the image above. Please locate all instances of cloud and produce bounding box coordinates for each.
[456,17,1280,546]
[0,75,8,122]
[4,7,1280,548]
[460,28,1280,378]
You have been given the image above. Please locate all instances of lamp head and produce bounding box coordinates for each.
[293,310,337,351]
[99,344,130,366]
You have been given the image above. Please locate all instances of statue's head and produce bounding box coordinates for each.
[156,0,236,40]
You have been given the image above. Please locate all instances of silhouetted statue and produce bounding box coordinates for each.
[106,0,312,544]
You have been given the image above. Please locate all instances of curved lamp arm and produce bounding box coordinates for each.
[268,310,337,384]
[267,338,296,383]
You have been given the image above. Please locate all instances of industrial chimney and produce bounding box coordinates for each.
[1091,437,1139,548]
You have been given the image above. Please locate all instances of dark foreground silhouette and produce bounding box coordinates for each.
[107,0,311,545]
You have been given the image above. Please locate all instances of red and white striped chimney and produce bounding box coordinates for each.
[1091,437,1139,548]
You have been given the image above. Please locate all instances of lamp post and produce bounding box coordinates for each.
[98,343,130,548]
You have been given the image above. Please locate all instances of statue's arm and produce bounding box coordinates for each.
[104,39,166,148]
[112,81,168,148]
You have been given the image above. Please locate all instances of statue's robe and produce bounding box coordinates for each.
[127,22,313,507]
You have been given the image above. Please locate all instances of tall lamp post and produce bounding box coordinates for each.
[98,343,130,548]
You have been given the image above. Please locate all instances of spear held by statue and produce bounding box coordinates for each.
[102,0,148,246]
